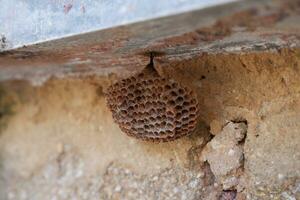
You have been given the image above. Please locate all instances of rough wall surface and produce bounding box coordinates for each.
[0,0,300,200]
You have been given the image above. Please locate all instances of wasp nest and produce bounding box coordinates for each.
[106,63,198,142]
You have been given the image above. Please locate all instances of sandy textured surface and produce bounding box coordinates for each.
[0,0,300,199]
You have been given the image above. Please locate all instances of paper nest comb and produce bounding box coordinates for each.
[106,62,199,142]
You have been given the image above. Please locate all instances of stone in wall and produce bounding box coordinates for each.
[201,122,247,191]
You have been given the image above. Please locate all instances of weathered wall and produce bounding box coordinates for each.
[0,49,299,200]
[0,0,300,200]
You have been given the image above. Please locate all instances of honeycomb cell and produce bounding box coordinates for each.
[128,85,134,90]
[147,80,154,84]
[168,100,176,106]
[175,105,182,111]
[182,109,188,114]
[183,102,190,106]
[170,91,177,97]
[128,93,134,99]
[165,85,172,90]
[178,88,184,94]
[176,96,184,103]
[172,82,178,87]
[190,107,196,112]
[105,63,199,142]
[165,117,173,124]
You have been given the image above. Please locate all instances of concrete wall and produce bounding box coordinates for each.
[0,0,299,199]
